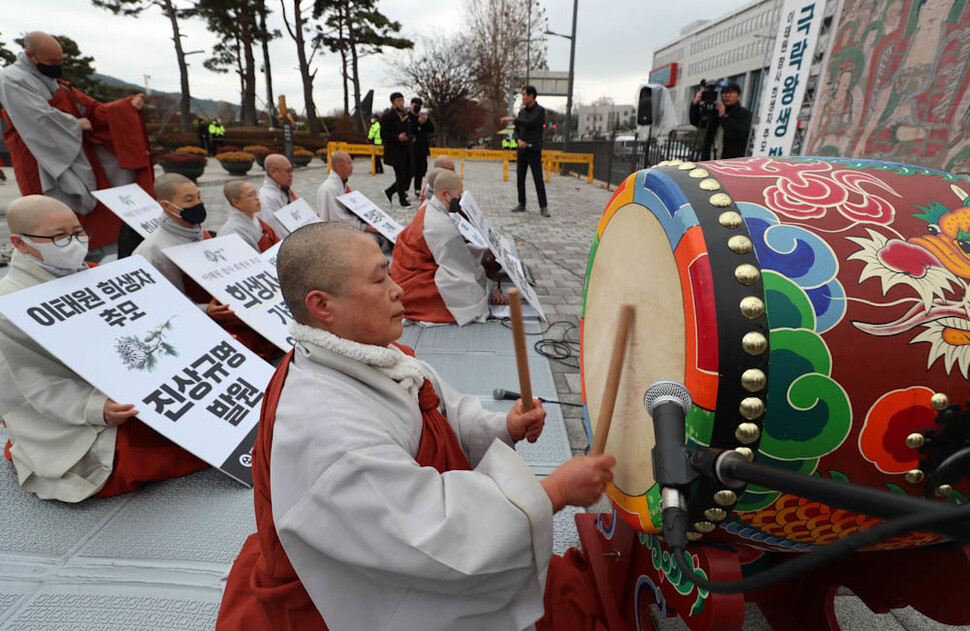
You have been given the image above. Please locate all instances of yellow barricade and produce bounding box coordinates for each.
[326,143,593,184]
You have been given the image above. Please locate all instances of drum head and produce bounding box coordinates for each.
[583,202,685,499]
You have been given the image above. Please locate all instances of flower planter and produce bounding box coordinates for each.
[160,163,205,181]
[219,160,254,175]
[292,154,313,167]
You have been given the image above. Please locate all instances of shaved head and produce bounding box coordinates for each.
[7,195,74,234]
[264,153,291,171]
[23,32,63,65]
[433,155,455,172]
[223,179,248,202]
[433,171,462,199]
[154,173,193,203]
[331,151,353,180]
[331,151,351,169]
[278,222,371,323]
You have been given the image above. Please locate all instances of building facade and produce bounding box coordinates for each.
[576,103,637,139]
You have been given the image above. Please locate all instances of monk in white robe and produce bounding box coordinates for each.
[0,32,151,252]
[217,222,614,630]
[391,171,506,325]
[315,151,361,228]
[0,196,206,502]
[419,154,456,204]
[256,154,297,238]
[218,180,280,253]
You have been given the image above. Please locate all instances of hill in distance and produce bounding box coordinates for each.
[93,72,240,119]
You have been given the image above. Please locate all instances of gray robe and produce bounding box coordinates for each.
[0,52,135,213]
[132,214,204,294]
[256,175,294,239]
[315,170,362,229]
[219,208,263,252]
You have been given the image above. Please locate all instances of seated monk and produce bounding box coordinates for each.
[216,222,615,630]
[219,179,280,253]
[419,154,456,204]
[0,196,207,502]
[133,173,279,360]
[390,171,507,325]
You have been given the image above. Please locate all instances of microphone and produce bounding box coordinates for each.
[644,380,694,549]
[493,388,521,401]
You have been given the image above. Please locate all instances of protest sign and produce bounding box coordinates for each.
[337,191,404,242]
[164,235,293,352]
[92,183,162,238]
[451,213,489,250]
[460,191,545,320]
[260,241,282,266]
[274,198,322,234]
[0,256,274,486]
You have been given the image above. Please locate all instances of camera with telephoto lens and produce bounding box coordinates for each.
[699,78,730,109]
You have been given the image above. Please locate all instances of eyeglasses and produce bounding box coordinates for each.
[19,231,91,247]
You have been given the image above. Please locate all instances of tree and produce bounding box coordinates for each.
[390,35,483,147]
[316,0,413,131]
[0,33,16,66]
[197,0,261,125]
[462,0,548,140]
[93,0,199,132]
[257,3,280,127]
[280,0,323,135]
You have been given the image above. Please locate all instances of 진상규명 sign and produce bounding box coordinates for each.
[92,183,163,239]
[0,256,274,486]
[163,234,294,352]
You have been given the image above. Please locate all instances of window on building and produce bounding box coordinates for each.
[747,67,765,114]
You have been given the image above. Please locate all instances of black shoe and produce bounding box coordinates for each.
[400,197,411,207]
[510,204,526,212]
[540,207,550,217]
[384,189,394,204]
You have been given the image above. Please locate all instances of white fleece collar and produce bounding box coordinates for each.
[289,321,426,397]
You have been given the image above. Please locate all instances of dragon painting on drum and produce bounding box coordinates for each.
[581,156,970,554]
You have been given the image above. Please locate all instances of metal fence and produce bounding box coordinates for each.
[547,130,699,189]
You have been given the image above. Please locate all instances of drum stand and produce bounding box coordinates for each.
[576,446,970,631]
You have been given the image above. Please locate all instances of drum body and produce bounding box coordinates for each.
[581,156,970,551]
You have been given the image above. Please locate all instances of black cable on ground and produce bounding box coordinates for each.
[499,318,582,370]
[670,500,970,594]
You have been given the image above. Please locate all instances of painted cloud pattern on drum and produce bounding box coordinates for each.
[848,184,970,377]
[859,386,938,474]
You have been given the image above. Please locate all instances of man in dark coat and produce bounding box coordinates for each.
[380,92,412,207]
[408,97,434,199]
[501,85,549,217]
[688,82,752,161]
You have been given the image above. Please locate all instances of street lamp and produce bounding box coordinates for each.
[544,0,578,151]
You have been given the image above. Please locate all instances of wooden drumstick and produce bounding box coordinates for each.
[591,304,636,456]
[508,288,534,412]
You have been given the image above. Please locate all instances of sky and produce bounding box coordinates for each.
[2,0,756,116]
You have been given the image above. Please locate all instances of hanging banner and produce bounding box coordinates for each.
[0,256,274,486]
[752,0,827,157]
[274,198,322,234]
[459,191,545,320]
[92,183,163,238]
[337,191,404,242]
[163,234,294,352]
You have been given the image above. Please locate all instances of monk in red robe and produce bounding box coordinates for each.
[0,31,153,253]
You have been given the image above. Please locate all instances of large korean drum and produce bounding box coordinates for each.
[581,156,970,551]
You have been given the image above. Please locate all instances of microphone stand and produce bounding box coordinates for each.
[686,447,970,542]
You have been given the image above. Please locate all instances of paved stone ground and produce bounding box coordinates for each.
[0,158,966,631]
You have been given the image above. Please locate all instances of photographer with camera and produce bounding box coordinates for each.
[689,81,752,161]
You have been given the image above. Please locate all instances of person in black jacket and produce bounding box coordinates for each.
[688,82,752,161]
[408,97,435,199]
[501,85,549,217]
[380,92,412,207]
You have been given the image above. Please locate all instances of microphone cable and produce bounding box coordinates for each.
[668,500,970,594]
[498,318,582,370]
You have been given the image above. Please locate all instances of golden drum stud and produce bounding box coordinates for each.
[936,484,953,497]
[694,521,716,534]
[739,397,765,420]
[689,168,710,179]
[735,264,761,285]
[699,178,722,191]
[736,422,761,444]
[668,159,684,167]
[905,433,925,450]
[931,392,949,411]
[678,161,697,170]
[704,507,727,522]
[740,296,765,319]
[741,368,766,392]
[719,211,743,228]
[710,193,733,207]
[714,490,737,506]
[905,469,925,484]
[686,531,704,542]
[742,331,768,356]
[735,447,755,462]
[656,161,671,167]
[728,235,753,254]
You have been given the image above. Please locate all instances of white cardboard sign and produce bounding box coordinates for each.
[452,214,489,250]
[459,191,545,320]
[163,234,294,352]
[274,198,322,234]
[92,183,163,238]
[337,191,404,242]
[0,256,274,486]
